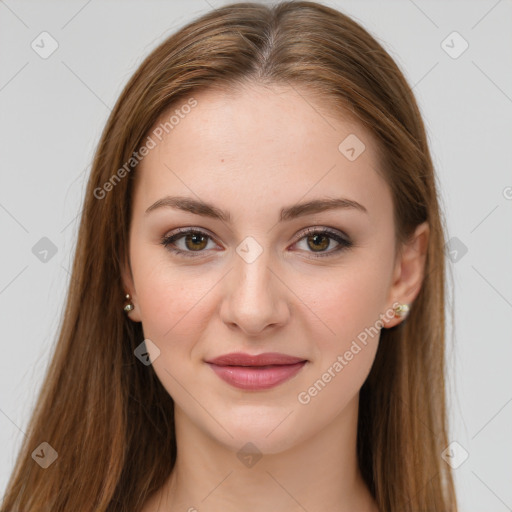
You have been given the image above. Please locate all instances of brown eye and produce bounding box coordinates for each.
[161,228,217,258]
[183,232,208,251]
[306,233,330,252]
[161,227,352,259]
[293,228,353,258]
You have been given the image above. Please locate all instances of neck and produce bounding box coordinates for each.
[154,393,378,512]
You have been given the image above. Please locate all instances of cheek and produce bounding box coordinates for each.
[292,273,384,423]
[292,250,393,398]
[130,244,221,352]
[299,254,393,346]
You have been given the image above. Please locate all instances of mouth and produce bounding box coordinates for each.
[204,352,308,390]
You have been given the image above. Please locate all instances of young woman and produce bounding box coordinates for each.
[2,2,458,511]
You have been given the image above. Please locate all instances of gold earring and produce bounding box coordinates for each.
[393,303,410,318]
[123,293,134,312]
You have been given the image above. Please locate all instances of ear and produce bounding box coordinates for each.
[383,221,429,328]
[121,251,142,322]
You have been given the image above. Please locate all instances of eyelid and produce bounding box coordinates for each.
[161,227,222,257]
[294,226,350,244]
[290,226,352,258]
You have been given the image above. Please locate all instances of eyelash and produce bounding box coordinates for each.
[160,227,353,259]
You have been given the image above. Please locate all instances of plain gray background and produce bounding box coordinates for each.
[1,0,511,509]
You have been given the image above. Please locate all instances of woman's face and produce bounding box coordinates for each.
[123,82,427,453]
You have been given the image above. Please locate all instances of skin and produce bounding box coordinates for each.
[122,82,429,512]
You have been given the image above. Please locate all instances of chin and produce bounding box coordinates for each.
[205,406,311,455]
[217,429,304,457]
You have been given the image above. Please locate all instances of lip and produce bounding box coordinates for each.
[205,352,308,390]
[206,352,306,366]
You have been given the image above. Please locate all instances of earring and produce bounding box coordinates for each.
[123,293,134,312]
[393,303,410,318]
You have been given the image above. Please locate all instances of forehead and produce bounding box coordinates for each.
[134,82,392,224]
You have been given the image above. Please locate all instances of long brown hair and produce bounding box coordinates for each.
[2,2,457,510]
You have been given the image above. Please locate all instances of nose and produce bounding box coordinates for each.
[220,248,291,337]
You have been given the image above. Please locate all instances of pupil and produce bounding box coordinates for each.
[309,234,328,251]
[187,233,206,250]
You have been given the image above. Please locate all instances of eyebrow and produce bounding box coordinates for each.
[145,195,367,222]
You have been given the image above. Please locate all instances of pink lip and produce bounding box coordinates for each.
[205,352,308,390]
